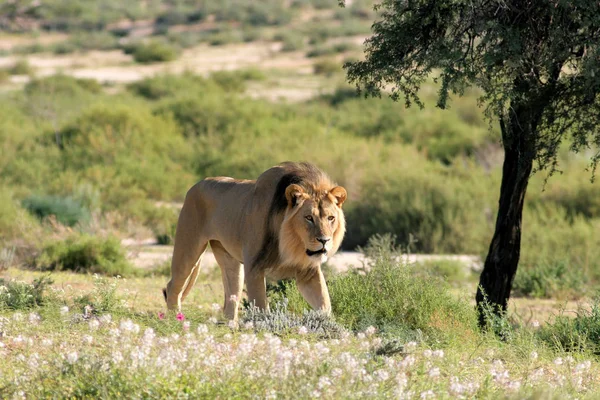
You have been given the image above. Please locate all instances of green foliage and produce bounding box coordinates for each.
[0,276,53,310]
[34,235,133,277]
[329,235,477,342]
[129,40,180,63]
[74,276,125,315]
[313,59,340,76]
[343,157,493,253]
[416,259,473,284]
[276,32,305,52]
[127,73,211,100]
[539,298,600,354]
[513,261,585,299]
[307,42,356,57]
[7,59,33,75]
[22,194,90,227]
[242,301,345,338]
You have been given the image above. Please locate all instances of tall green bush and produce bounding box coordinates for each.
[34,234,133,276]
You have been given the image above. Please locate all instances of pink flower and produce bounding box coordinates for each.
[176,312,185,321]
[158,312,165,320]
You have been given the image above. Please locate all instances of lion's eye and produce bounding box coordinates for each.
[305,216,314,222]
[328,216,335,222]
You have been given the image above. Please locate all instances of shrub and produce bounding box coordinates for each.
[22,194,90,227]
[275,32,305,52]
[74,275,125,315]
[0,187,41,242]
[513,260,585,299]
[416,259,474,284]
[343,157,494,253]
[329,235,477,343]
[0,69,9,83]
[242,301,345,338]
[539,298,600,354]
[127,73,210,100]
[313,59,340,76]
[8,59,33,75]
[25,74,102,96]
[129,41,180,63]
[34,235,134,276]
[0,276,53,310]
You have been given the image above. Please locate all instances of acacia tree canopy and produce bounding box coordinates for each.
[345,0,600,172]
[344,0,600,325]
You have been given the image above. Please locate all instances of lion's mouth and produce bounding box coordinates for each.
[306,248,327,257]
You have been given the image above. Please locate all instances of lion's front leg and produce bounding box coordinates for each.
[244,264,268,311]
[296,267,331,314]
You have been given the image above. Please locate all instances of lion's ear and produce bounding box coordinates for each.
[285,184,306,208]
[329,186,347,208]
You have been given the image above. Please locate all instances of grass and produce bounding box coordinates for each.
[1,255,600,398]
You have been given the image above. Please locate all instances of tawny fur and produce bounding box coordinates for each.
[163,162,347,322]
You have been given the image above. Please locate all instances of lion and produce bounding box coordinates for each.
[163,162,347,321]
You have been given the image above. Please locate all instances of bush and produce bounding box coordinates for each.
[7,59,33,75]
[539,298,600,354]
[22,194,90,227]
[0,187,41,242]
[329,235,477,343]
[127,73,210,100]
[129,41,180,63]
[343,156,494,253]
[313,59,340,76]
[25,74,102,96]
[513,260,585,299]
[34,235,134,276]
[0,276,53,310]
[242,301,345,338]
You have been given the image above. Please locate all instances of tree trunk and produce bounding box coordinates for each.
[476,110,536,328]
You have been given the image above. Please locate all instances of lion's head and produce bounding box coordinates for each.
[278,183,347,267]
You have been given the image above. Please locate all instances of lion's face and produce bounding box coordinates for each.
[279,184,347,267]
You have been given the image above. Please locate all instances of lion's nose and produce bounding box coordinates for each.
[317,237,330,246]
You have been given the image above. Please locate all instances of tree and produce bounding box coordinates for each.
[342,0,600,326]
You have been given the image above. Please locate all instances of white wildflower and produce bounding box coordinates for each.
[420,390,435,399]
[298,326,308,335]
[364,326,376,336]
[66,351,78,364]
[405,341,417,352]
[433,349,444,358]
[374,369,390,381]
[197,324,209,334]
[28,313,41,325]
[554,357,563,366]
[89,319,100,330]
[428,367,440,378]
[183,321,191,331]
[209,317,218,324]
[228,320,237,329]
[60,306,69,315]
[423,349,433,358]
[243,321,254,330]
[211,303,221,311]
[530,351,538,360]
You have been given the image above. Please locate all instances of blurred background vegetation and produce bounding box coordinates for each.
[0,0,598,299]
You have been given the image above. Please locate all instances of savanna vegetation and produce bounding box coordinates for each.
[1,0,600,398]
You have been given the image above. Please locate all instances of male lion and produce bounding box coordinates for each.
[163,162,347,321]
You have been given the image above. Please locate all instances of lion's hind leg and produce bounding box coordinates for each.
[165,188,208,311]
[210,240,244,322]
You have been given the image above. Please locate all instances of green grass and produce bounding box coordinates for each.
[0,262,599,398]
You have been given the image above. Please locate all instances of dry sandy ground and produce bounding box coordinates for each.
[0,37,365,101]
